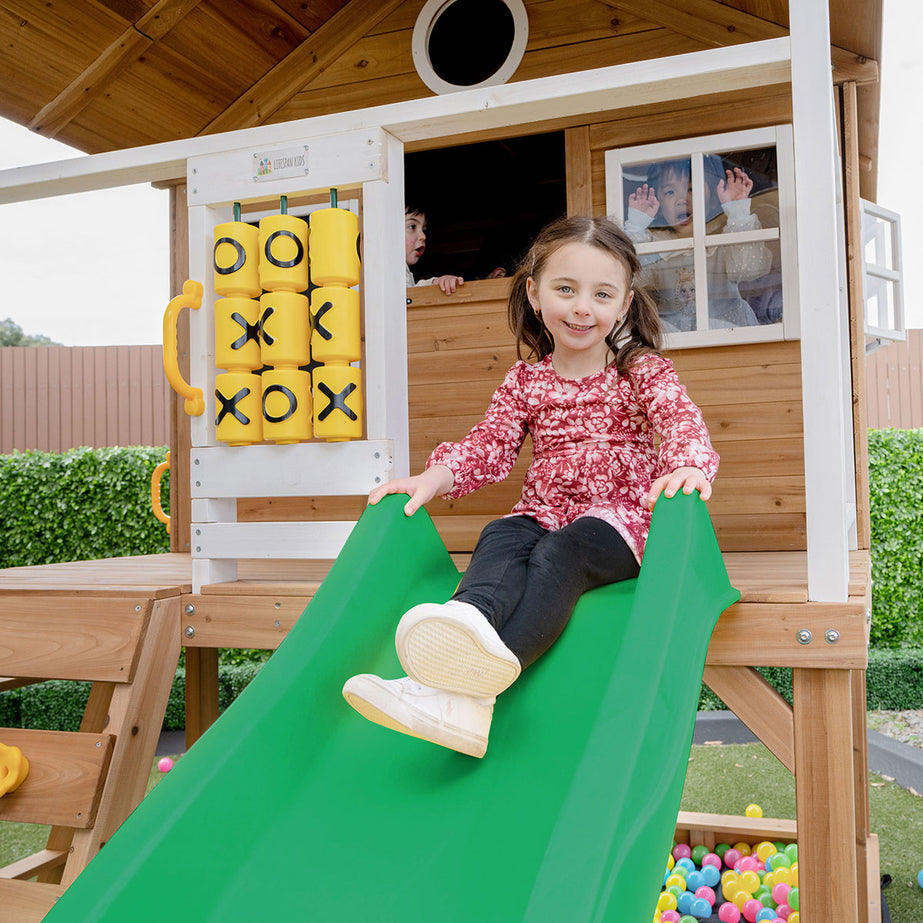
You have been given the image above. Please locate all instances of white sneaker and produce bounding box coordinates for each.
[395,600,521,698]
[342,674,492,758]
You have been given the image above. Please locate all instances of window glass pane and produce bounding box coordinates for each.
[712,237,783,328]
[621,157,695,235]
[862,211,894,270]
[636,249,699,333]
[865,275,896,330]
[704,146,780,232]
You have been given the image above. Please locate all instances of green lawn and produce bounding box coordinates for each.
[2,744,921,920]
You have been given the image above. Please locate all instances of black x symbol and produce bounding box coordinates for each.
[259,306,275,346]
[313,300,333,341]
[230,312,260,350]
[215,387,251,425]
[317,381,357,421]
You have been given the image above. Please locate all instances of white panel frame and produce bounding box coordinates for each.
[861,199,905,342]
[790,2,850,602]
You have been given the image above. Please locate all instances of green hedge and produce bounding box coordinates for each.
[868,429,923,648]
[0,447,170,568]
[697,649,923,711]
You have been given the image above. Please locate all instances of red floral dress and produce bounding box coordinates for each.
[426,353,719,563]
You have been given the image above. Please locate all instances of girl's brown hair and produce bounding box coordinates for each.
[508,215,663,374]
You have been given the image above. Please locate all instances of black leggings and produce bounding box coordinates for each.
[452,515,639,669]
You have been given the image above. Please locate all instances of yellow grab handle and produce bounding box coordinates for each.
[151,451,171,535]
[163,280,205,416]
[0,742,30,797]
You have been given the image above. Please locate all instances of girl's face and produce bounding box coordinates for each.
[657,168,693,232]
[405,212,427,265]
[526,241,633,377]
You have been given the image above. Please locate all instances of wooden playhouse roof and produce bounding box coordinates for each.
[0,0,883,195]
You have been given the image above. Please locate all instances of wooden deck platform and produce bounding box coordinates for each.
[0,549,877,922]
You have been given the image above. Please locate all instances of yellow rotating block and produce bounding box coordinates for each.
[215,297,261,371]
[259,214,309,293]
[259,291,310,368]
[313,364,362,442]
[310,207,360,287]
[214,221,260,298]
[216,371,263,446]
[262,368,312,444]
[310,286,361,363]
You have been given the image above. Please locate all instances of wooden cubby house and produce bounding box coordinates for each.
[0,1,894,920]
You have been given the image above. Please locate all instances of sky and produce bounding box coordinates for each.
[0,0,919,346]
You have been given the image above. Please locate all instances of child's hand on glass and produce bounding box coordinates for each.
[628,184,660,218]
[716,167,754,204]
[368,464,456,516]
[644,466,712,511]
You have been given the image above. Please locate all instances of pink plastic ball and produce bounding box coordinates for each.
[742,898,764,922]
[738,856,760,873]
[724,848,742,869]
[660,912,681,922]
[157,756,174,772]
[673,843,693,861]
[702,852,722,869]
[718,903,742,923]
[771,883,791,905]
[695,886,716,905]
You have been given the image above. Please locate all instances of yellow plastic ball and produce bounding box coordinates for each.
[658,891,678,911]
[734,841,752,856]
[745,803,763,818]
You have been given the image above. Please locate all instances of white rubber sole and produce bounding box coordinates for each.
[342,675,487,758]
[395,603,521,698]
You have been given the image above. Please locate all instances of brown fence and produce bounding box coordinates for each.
[0,346,170,454]
[865,329,923,430]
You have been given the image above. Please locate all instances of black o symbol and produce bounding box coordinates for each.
[262,384,298,423]
[265,230,304,269]
[214,237,247,275]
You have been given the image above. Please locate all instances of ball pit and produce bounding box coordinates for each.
[658,835,801,923]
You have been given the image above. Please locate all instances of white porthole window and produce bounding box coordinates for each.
[412,0,529,95]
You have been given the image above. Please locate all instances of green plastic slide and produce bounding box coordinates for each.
[45,491,738,922]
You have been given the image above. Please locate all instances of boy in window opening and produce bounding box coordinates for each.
[405,205,465,294]
[623,157,780,332]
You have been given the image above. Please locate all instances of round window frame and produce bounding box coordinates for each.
[412,0,529,95]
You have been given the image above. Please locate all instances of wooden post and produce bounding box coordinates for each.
[792,667,858,922]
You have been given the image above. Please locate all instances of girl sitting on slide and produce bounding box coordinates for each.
[343,215,718,757]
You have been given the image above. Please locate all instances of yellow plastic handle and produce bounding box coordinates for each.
[151,450,171,535]
[0,742,30,797]
[163,279,205,416]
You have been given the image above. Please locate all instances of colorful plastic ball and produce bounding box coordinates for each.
[694,886,716,905]
[784,844,798,862]
[666,875,686,890]
[742,898,764,922]
[685,870,704,891]
[660,912,681,922]
[679,916,698,923]
[734,842,753,856]
[157,756,174,772]
[787,888,799,911]
[718,903,741,923]
[673,844,693,861]
[771,883,791,905]
[746,804,763,818]
[677,892,695,914]
[691,897,712,918]
[755,841,777,863]
[700,864,721,887]
[702,852,721,869]
[775,904,792,920]
[723,848,742,869]
[755,910,775,922]
[715,843,731,858]
[917,868,923,889]
[788,913,799,923]
[690,844,709,864]
[676,857,695,873]
[738,870,760,894]
[658,892,678,912]
[738,856,759,873]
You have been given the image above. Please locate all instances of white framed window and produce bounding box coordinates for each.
[861,199,904,344]
[605,126,798,349]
